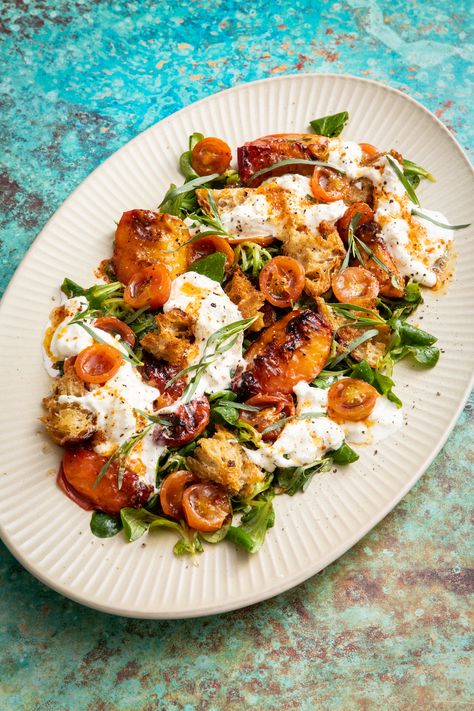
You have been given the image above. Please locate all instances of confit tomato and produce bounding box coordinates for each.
[331,267,380,309]
[124,263,171,310]
[159,470,197,520]
[60,448,153,515]
[259,256,305,308]
[154,396,211,448]
[182,483,231,532]
[336,202,374,243]
[191,137,232,176]
[327,378,378,423]
[94,316,136,348]
[74,344,123,385]
[310,166,349,203]
[240,393,296,443]
[189,235,234,268]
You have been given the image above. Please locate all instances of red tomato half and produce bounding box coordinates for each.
[154,396,210,448]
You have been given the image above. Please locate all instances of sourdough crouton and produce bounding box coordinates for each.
[284,221,346,298]
[41,360,97,445]
[187,428,264,497]
[41,401,97,446]
[140,308,197,366]
[224,266,265,331]
[315,297,389,368]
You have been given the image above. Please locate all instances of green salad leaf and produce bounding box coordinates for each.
[331,442,359,465]
[275,458,333,495]
[90,511,123,538]
[310,111,349,137]
[226,492,275,553]
[188,251,226,283]
[120,508,203,555]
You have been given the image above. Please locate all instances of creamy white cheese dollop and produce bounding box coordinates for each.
[220,193,280,239]
[163,271,244,396]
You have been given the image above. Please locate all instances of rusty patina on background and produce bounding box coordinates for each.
[1,1,472,708]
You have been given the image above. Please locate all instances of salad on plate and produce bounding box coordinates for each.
[41,111,469,556]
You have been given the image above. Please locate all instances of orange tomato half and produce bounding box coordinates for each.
[189,235,234,268]
[192,137,232,176]
[310,166,349,203]
[160,470,197,520]
[327,378,378,422]
[259,256,305,308]
[124,263,171,310]
[74,344,123,385]
[331,267,380,309]
[182,483,231,532]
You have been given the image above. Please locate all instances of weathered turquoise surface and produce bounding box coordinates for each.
[1,1,472,708]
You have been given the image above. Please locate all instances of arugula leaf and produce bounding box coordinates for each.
[226,493,275,553]
[120,508,203,555]
[310,111,349,137]
[331,442,359,465]
[188,251,226,283]
[276,458,333,495]
[90,511,123,538]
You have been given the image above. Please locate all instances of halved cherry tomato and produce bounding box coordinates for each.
[225,235,276,246]
[182,482,231,532]
[192,137,232,176]
[259,256,305,308]
[124,263,171,310]
[331,267,379,309]
[139,355,187,407]
[61,448,153,515]
[327,378,378,422]
[74,343,123,384]
[159,470,197,519]
[94,316,136,348]
[154,396,211,448]
[336,202,375,243]
[240,392,295,443]
[359,143,379,160]
[189,235,234,268]
[310,166,349,203]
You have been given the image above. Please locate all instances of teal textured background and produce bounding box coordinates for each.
[1,1,473,708]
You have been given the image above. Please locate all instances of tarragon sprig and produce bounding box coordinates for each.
[167,316,258,402]
[94,425,153,489]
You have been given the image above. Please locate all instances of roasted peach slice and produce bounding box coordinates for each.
[113,209,191,284]
[237,133,329,186]
[235,309,332,398]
